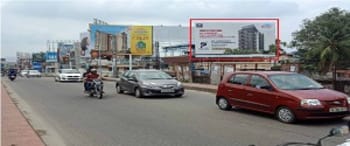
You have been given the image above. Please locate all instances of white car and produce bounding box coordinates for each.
[26,70,42,77]
[20,70,29,77]
[55,69,83,82]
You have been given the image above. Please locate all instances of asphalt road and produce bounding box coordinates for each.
[3,77,350,146]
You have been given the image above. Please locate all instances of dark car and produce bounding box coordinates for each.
[216,71,350,123]
[116,69,184,98]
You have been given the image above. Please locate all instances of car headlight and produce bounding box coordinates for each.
[301,99,322,107]
[140,82,153,88]
[177,82,182,87]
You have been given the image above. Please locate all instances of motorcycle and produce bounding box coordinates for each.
[8,73,16,81]
[86,79,104,99]
[276,121,350,146]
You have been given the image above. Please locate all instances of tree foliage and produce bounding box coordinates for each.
[292,7,350,73]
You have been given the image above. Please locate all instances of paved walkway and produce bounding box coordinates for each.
[102,77,218,93]
[1,84,45,146]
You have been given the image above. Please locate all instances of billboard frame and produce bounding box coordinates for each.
[189,18,280,62]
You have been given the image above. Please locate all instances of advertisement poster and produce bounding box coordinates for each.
[58,43,74,63]
[80,32,90,57]
[130,26,153,55]
[192,21,276,57]
[45,52,57,63]
[89,24,128,51]
[32,52,45,62]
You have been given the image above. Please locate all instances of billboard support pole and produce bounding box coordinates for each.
[129,54,132,70]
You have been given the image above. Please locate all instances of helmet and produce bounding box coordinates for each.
[91,68,97,72]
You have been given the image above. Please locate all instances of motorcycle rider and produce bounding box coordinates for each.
[84,68,100,92]
[8,68,17,77]
[83,67,92,92]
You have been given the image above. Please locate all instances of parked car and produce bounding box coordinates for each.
[26,70,42,77]
[116,69,184,98]
[216,71,350,123]
[20,70,29,77]
[55,69,83,82]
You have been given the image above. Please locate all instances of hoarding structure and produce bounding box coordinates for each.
[190,18,279,62]
[80,32,91,57]
[130,26,153,55]
[45,52,57,63]
[89,24,153,56]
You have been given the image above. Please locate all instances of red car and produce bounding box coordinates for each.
[216,71,350,123]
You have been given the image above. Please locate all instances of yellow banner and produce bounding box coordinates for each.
[130,26,153,55]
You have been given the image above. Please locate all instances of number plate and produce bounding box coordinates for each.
[329,107,348,113]
[161,89,174,93]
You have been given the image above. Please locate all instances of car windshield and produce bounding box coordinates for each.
[61,69,80,74]
[137,71,172,80]
[269,74,324,90]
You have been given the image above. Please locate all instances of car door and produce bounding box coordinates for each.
[125,72,138,93]
[244,75,277,113]
[224,74,250,107]
[119,71,130,91]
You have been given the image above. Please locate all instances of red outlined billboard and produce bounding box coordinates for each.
[189,18,280,62]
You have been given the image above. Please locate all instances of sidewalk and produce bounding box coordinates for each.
[1,84,45,146]
[102,77,218,94]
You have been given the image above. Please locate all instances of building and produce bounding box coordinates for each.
[16,52,32,70]
[238,25,264,52]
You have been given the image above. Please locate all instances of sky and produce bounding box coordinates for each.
[1,0,350,61]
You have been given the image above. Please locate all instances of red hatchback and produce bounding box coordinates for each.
[216,71,350,123]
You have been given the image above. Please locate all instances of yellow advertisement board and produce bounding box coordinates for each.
[130,26,153,55]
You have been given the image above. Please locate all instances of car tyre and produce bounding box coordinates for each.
[135,88,143,98]
[116,84,124,94]
[217,97,231,110]
[174,94,183,97]
[276,106,296,123]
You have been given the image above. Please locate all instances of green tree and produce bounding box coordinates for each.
[268,40,287,54]
[292,7,350,88]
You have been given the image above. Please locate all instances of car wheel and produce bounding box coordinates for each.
[174,94,183,97]
[135,88,143,98]
[276,106,296,123]
[217,97,231,110]
[116,85,124,94]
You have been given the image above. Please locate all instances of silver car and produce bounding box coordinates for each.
[26,70,42,77]
[116,70,184,98]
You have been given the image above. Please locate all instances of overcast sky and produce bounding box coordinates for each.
[1,0,350,61]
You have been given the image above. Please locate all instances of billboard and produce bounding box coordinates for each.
[80,32,90,57]
[130,26,153,55]
[58,43,74,63]
[191,19,278,59]
[89,24,128,51]
[45,52,57,63]
[89,24,153,56]
[32,52,45,62]
[32,62,42,72]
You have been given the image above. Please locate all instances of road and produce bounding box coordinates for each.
[3,77,350,146]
